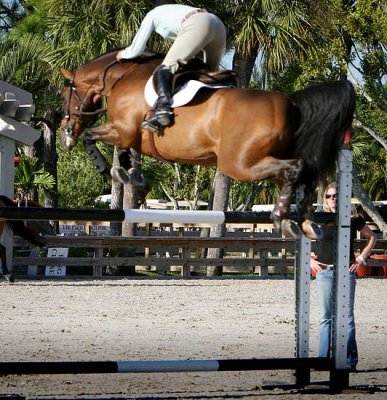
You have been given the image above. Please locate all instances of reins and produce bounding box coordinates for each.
[64,59,139,119]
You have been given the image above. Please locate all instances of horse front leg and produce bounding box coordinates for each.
[110,148,145,186]
[86,122,125,147]
[86,124,145,186]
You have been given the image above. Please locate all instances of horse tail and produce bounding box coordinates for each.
[0,195,46,247]
[290,80,356,180]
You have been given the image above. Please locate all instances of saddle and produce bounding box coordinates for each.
[153,58,237,95]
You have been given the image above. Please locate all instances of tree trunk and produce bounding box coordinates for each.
[31,113,59,231]
[118,150,142,275]
[110,147,124,237]
[206,169,230,277]
[352,170,387,238]
[232,44,259,88]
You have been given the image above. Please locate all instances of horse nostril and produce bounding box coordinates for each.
[65,126,72,137]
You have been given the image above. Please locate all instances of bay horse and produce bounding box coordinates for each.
[59,51,355,239]
[0,196,46,282]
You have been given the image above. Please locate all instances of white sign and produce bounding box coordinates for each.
[59,224,86,235]
[45,248,69,277]
[89,225,110,236]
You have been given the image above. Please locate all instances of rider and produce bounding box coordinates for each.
[116,0,226,132]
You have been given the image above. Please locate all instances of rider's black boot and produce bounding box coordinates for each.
[142,65,174,131]
[155,65,173,126]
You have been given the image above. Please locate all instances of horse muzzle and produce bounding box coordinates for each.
[61,126,77,150]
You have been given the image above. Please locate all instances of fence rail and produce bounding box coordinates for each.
[13,236,387,278]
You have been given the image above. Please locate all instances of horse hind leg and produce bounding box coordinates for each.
[270,160,306,239]
[299,182,324,240]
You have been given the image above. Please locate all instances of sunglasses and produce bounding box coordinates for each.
[325,194,337,199]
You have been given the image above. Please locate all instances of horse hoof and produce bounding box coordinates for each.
[110,167,145,186]
[302,220,324,240]
[281,219,302,239]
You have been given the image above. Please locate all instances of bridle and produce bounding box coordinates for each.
[62,59,139,142]
[62,73,108,140]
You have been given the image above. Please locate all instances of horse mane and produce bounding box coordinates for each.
[82,50,164,68]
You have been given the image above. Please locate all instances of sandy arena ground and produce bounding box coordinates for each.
[0,277,386,399]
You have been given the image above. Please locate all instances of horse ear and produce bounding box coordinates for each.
[60,68,72,80]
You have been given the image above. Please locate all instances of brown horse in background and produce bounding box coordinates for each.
[0,196,46,282]
[59,51,355,239]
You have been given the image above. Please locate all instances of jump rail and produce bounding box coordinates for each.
[0,207,335,224]
[0,357,332,375]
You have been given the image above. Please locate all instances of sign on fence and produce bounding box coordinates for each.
[59,224,86,235]
[89,225,110,236]
[45,248,69,277]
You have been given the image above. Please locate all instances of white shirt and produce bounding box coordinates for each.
[121,5,198,59]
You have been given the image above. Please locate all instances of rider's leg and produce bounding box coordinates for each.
[154,65,174,126]
[142,65,173,131]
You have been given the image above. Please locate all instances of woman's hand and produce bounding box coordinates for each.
[310,257,323,274]
[350,254,367,272]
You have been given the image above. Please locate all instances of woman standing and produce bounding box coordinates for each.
[310,182,376,371]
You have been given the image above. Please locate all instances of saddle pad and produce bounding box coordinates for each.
[144,76,229,108]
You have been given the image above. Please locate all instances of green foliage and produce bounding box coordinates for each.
[56,142,111,208]
[14,155,55,200]
[229,180,280,211]
[142,157,215,207]
[352,95,387,200]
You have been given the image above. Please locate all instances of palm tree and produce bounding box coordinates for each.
[220,0,332,87]
[14,155,55,203]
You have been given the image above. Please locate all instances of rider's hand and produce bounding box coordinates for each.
[116,50,124,62]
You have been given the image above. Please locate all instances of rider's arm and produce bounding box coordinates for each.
[120,11,156,60]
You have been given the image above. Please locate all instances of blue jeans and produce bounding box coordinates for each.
[316,270,358,369]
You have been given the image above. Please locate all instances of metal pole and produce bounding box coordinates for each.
[294,234,312,386]
[330,149,352,389]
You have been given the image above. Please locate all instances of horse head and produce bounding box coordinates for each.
[60,68,104,150]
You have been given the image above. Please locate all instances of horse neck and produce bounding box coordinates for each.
[75,53,118,95]
[76,55,162,96]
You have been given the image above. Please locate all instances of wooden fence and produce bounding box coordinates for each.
[13,232,387,278]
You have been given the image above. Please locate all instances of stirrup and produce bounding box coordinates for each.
[141,116,161,133]
[156,108,173,127]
